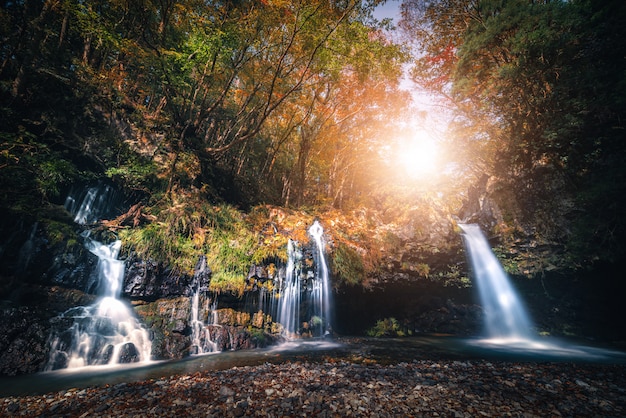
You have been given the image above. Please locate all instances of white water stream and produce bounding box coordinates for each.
[308,220,332,336]
[459,223,626,358]
[459,224,535,341]
[276,221,332,338]
[46,185,152,370]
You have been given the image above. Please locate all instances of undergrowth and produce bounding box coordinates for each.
[119,195,288,295]
[366,317,411,337]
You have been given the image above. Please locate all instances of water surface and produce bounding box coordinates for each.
[2,336,624,397]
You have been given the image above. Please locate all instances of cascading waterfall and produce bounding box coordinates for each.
[257,287,277,322]
[458,223,626,359]
[210,298,219,326]
[189,291,217,355]
[46,184,152,370]
[277,239,302,336]
[189,255,217,355]
[308,220,332,336]
[16,222,38,274]
[65,184,118,226]
[459,223,535,341]
[276,221,332,338]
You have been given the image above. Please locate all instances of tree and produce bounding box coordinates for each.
[1,0,410,209]
[399,0,626,260]
[267,16,410,208]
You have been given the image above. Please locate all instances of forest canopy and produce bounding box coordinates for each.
[399,0,626,261]
[1,0,411,210]
[1,0,625,267]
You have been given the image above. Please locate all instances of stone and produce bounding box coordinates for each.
[219,386,235,397]
[118,343,140,363]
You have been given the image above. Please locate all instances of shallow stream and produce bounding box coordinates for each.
[2,335,625,397]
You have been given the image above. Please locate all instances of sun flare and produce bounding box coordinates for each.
[398,130,440,178]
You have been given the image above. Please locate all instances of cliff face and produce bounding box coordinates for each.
[0,179,623,376]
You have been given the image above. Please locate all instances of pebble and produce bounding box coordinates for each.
[1,360,625,417]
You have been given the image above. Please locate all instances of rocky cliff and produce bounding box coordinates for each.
[0,176,623,376]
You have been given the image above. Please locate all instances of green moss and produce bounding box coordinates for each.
[436,265,472,288]
[493,247,521,275]
[331,242,365,286]
[251,235,289,264]
[42,220,79,250]
[247,327,267,345]
[209,270,246,294]
[106,151,160,193]
[120,197,265,295]
[310,315,323,328]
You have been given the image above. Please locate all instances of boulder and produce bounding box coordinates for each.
[118,343,140,363]
[123,255,211,301]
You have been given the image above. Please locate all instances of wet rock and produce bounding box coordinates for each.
[0,213,99,292]
[118,343,140,363]
[124,258,193,300]
[124,255,212,301]
[47,351,69,370]
[0,287,96,376]
[101,345,114,364]
[134,297,192,360]
[415,301,483,335]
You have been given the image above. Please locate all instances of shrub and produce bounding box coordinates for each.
[366,317,410,337]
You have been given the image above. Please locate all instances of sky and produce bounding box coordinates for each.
[373,0,402,21]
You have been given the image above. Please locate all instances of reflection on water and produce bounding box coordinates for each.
[1,336,624,397]
[465,336,626,361]
[269,339,342,352]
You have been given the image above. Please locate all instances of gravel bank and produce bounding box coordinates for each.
[2,359,625,417]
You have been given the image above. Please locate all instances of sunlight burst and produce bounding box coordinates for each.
[398,130,440,178]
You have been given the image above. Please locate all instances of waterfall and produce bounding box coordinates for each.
[276,221,332,338]
[16,222,38,274]
[308,220,332,336]
[46,184,152,370]
[210,298,219,326]
[257,286,277,322]
[65,184,119,226]
[459,224,626,360]
[189,255,217,355]
[459,224,535,341]
[277,239,303,337]
[189,291,217,355]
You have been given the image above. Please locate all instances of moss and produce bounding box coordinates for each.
[493,247,521,275]
[120,198,260,293]
[331,242,365,286]
[105,149,160,193]
[251,235,289,264]
[209,271,246,295]
[41,219,80,252]
[310,315,323,328]
[247,327,267,345]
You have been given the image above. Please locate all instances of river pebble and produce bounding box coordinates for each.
[2,360,625,417]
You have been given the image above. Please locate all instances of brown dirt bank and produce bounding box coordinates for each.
[2,359,625,417]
